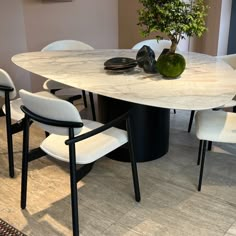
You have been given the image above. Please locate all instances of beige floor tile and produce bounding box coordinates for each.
[225,221,236,236]
[1,108,236,235]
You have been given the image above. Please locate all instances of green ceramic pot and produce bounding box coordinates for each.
[156,52,186,78]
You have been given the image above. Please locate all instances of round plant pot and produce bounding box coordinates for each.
[156,52,186,78]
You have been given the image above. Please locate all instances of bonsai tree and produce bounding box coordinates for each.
[138,0,208,53]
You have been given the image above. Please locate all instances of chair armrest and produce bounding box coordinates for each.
[65,112,129,145]
[0,85,14,92]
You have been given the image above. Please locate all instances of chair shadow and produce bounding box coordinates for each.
[21,195,73,235]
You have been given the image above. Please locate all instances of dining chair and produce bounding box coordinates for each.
[132,39,177,114]
[132,39,176,51]
[195,110,236,191]
[132,39,181,53]
[19,89,140,236]
[188,53,236,133]
[0,69,53,177]
[41,40,96,121]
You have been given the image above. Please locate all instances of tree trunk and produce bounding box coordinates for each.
[170,41,177,53]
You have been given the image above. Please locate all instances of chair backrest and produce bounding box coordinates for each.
[132,39,174,51]
[19,89,83,135]
[41,40,94,91]
[132,39,181,52]
[0,69,17,99]
[218,54,236,70]
[41,40,94,51]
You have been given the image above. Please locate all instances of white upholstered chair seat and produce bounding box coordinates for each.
[195,109,236,191]
[41,120,127,164]
[195,110,236,143]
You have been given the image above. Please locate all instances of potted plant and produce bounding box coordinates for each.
[138,0,208,78]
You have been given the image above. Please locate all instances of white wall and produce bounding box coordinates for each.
[0,1,31,93]
[0,0,118,92]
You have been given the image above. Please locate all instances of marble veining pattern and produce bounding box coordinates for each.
[12,49,236,110]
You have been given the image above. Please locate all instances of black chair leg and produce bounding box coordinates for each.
[197,140,203,165]
[127,116,140,202]
[5,93,14,177]
[69,161,79,236]
[69,130,80,236]
[198,140,207,191]
[173,109,176,114]
[188,110,195,133]
[207,141,212,151]
[82,90,87,108]
[21,116,30,209]
[89,92,96,121]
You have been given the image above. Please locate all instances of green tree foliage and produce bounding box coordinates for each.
[138,0,208,53]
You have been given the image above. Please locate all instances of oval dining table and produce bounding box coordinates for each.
[12,49,236,162]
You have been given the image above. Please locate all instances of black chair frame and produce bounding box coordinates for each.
[188,110,195,133]
[0,85,25,177]
[197,140,208,191]
[20,105,140,236]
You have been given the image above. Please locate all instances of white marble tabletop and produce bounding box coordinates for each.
[12,49,236,110]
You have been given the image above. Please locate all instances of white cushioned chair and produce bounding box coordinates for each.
[42,40,96,121]
[132,39,175,51]
[188,54,236,133]
[195,110,236,191]
[0,69,53,177]
[132,39,182,52]
[19,89,140,236]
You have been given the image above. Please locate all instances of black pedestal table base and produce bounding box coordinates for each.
[98,95,170,162]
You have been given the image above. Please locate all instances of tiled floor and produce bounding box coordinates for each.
[0,105,236,235]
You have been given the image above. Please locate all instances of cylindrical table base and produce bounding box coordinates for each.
[98,96,170,162]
